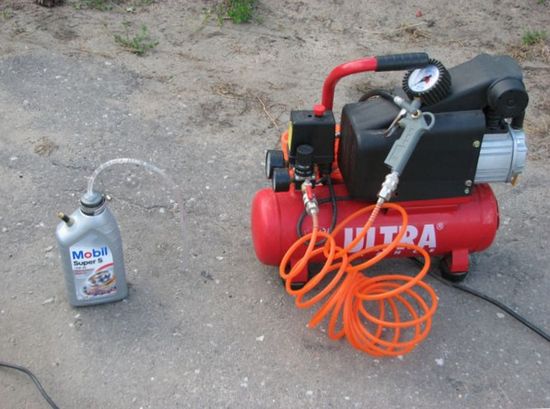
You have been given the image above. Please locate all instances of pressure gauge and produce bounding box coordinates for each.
[403,59,451,106]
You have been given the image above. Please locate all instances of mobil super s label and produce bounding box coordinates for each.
[70,244,117,300]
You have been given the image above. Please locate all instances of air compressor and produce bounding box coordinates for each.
[250,53,528,356]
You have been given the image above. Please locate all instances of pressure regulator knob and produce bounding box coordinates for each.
[403,59,451,106]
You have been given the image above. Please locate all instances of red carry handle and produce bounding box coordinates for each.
[320,53,430,110]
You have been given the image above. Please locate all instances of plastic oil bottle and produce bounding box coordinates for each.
[55,191,128,306]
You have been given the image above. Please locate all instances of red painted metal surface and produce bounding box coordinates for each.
[320,57,378,110]
[251,183,499,272]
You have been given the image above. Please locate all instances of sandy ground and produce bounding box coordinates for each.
[1,0,549,408]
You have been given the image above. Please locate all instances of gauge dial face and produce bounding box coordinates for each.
[407,65,441,94]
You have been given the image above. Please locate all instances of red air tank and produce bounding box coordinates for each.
[251,183,499,283]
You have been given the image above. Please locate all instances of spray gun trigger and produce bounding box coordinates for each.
[384,108,407,137]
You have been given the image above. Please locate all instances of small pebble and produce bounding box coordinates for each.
[256,335,265,342]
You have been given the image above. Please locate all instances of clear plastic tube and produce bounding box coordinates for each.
[87,158,186,257]
[88,158,169,194]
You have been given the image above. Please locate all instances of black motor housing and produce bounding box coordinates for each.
[338,54,528,202]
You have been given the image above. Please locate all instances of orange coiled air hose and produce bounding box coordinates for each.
[279,201,438,357]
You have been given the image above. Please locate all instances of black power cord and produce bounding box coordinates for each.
[358,89,395,103]
[0,361,60,409]
[410,258,550,343]
[296,177,345,247]
[296,179,349,240]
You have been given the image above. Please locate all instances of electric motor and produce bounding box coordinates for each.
[338,54,528,201]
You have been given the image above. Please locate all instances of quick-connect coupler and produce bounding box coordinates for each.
[301,180,319,216]
[377,171,400,203]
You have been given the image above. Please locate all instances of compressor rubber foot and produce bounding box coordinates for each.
[439,249,470,282]
[440,268,469,283]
